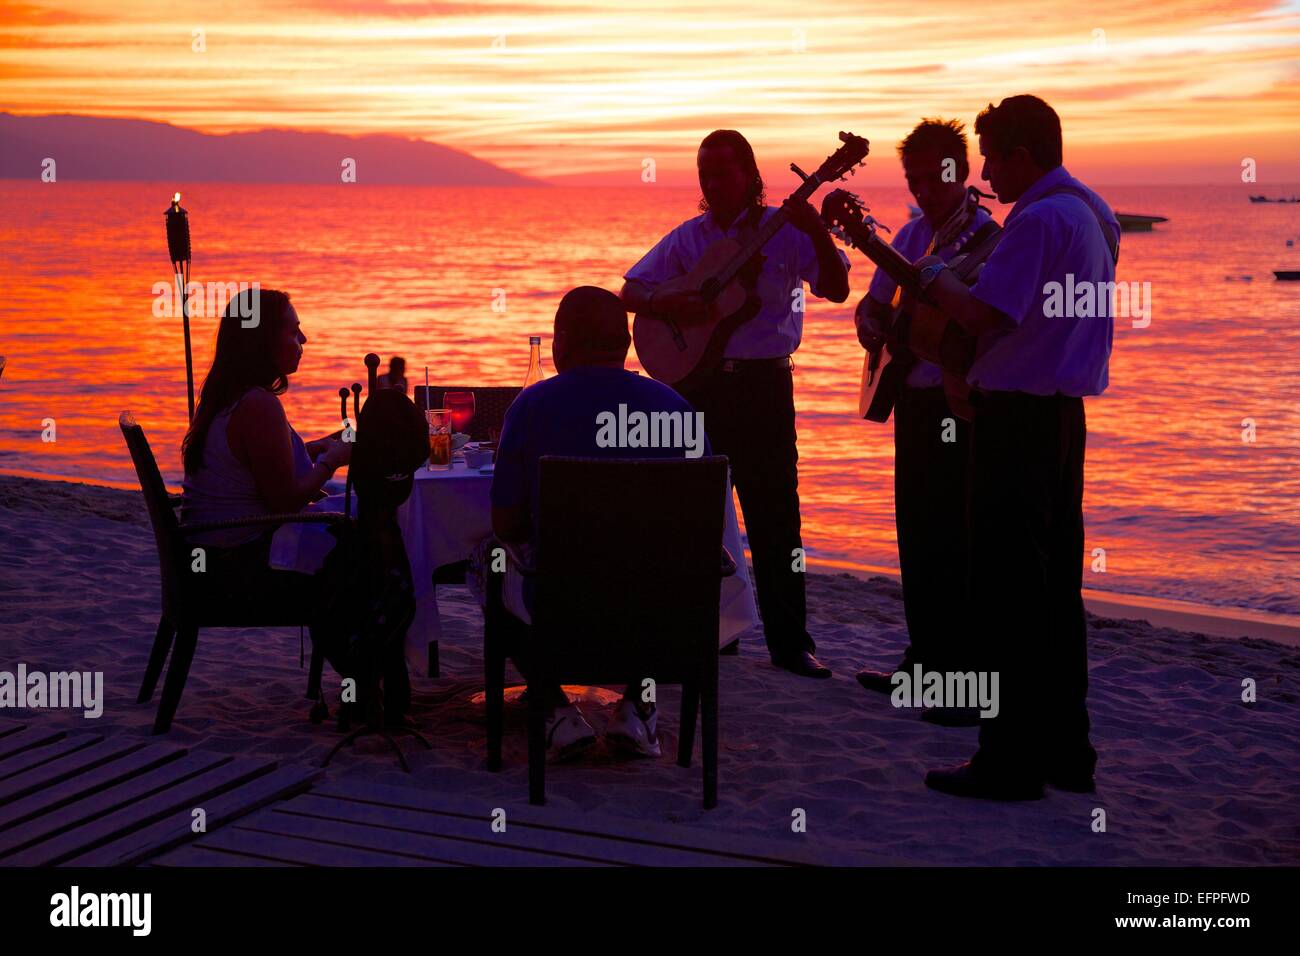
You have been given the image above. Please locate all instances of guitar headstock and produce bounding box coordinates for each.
[820,187,891,248]
[814,132,870,183]
[821,188,867,229]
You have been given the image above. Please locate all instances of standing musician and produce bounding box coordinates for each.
[620,129,850,679]
[849,119,1001,725]
[917,95,1119,800]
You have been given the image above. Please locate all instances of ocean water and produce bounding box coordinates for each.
[1,181,1297,615]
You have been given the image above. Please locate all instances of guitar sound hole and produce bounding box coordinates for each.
[700,278,719,302]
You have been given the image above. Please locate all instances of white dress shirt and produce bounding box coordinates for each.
[967,166,1120,397]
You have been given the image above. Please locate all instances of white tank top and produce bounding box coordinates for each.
[181,388,313,548]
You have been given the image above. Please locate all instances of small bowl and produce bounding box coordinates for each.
[465,448,494,469]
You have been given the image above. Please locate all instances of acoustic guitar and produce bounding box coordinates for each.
[821,189,979,421]
[632,132,870,389]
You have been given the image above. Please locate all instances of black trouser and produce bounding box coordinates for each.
[893,385,970,671]
[967,390,1095,781]
[679,358,812,660]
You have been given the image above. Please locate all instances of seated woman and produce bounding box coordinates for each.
[181,288,350,601]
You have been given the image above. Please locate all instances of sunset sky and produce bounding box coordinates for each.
[2,0,1299,185]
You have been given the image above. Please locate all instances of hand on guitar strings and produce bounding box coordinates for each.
[854,295,889,352]
[650,286,710,323]
[781,196,826,236]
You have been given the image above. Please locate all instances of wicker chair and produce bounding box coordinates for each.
[485,455,736,809]
[119,411,350,734]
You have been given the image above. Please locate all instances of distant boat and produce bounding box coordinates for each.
[1275,271,1300,281]
[1249,195,1300,203]
[1116,212,1168,232]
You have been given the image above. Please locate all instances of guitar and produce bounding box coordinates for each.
[632,132,870,389]
[821,188,978,421]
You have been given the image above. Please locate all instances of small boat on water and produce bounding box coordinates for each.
[1116,212,1168,232]
[1275,271,1300,281]
[1250,195,1300,203]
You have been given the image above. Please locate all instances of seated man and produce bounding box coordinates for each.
[490,285,708,762]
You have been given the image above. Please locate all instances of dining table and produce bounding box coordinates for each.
[271,455,761,676]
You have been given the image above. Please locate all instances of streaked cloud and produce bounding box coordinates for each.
[1,0,1297,182]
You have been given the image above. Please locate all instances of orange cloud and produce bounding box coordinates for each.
[1,0,1297,183]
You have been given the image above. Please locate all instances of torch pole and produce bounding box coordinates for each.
[165,192,196,421]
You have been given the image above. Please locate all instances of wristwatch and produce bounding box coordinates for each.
[918,261,948,291]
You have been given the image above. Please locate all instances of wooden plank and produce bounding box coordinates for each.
[5,757,276,866]
[148,844,300,868]
[66,765,322,867]
[0,727,65,761]
[233,805,609,867]
[314,780,858,866]
[0,737,146,804]
[281,792,759,867]
[0,745,188,835]
[0,750,227,857]
[0,733,104,784]
[196,825,444,867]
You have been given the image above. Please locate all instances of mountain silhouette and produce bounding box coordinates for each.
[0,112,540,186]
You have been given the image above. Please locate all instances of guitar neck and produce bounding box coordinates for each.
[713,174,821,291]
[844,222,933,305]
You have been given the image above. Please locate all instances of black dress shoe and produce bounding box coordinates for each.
[772,651,832,679]
[855,655,916,694]
[921,706,984,727]
[855,667,897,694]
[924,761,1045,801]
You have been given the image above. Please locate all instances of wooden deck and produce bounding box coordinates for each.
[1,722,867,867]
[150,780,861,867]
[0,723,319,867]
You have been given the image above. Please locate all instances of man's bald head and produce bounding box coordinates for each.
[552,286,631,372]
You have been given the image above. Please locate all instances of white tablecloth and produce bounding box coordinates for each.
[270,460,761,675]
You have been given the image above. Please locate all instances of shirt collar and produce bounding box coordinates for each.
[1006,166,1071,224]
[705,206,764,235]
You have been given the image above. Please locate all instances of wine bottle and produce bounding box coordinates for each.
[523,335,546,387]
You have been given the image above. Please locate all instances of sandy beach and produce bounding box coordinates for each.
[2,473,1297,866]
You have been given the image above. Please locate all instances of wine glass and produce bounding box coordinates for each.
[445,391,476,437]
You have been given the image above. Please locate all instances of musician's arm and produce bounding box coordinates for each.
[808,226,850,303]
[916,255,1009,337]
[855,295,892,350]
[619,278,656,314]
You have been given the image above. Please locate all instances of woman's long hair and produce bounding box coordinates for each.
[182,288,293,474]
[697,129,767,214]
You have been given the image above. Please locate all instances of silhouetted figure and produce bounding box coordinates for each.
[853,119,999,721]
[377,355,407,394]
[489,286,708,761]
[621,129,850,680]
[917,95,1119,800]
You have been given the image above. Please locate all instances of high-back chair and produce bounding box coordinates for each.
[484,455,736,809]
[413,385,521,442]
[119,411,350,734]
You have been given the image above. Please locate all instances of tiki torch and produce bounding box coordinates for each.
[165,192,196,421]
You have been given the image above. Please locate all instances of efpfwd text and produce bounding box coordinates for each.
[595,404,707,459]
[50,886,151,936]
[0,664,103,718]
